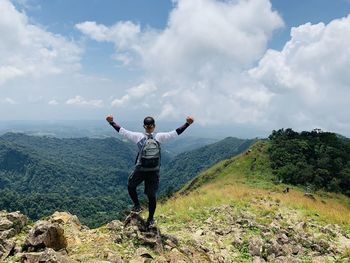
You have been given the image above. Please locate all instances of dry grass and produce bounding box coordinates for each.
[159,141,350,231]
[159,180,350,230]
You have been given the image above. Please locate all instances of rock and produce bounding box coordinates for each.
[312,256,327,263]
[266,240,283,257]
[249,237,263,256]
[124,213,147,232]
[106,252,124,263]
[24,221,67,252]
[0,218,13,231]
[136,247,152,257]
[253,256,266,263]
[232,236,244,248]
[0,240,15,260]
[107,220,124,232]
[162,233,179,248]
[6,211,28,232]
[194,229,204,237]
[39,248,77,263]
[292,244,302,255]
[276,233,289,244]
[179,246,192,256]
[167,248,188,263]
[49,212,85,230]
[113,234,123,244]
[274,256,301,263]
[0,228,17,239]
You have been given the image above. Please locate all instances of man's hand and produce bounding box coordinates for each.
[186,116,194,125]
[106,115,114,123]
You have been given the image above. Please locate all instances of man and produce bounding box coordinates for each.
[106,114,194,228]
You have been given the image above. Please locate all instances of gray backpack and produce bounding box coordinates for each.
[137,134,161,171]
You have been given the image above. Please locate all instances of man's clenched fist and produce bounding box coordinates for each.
[106,115,114,123]
[186,116,194,125]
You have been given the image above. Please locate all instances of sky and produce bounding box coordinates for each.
[1,0,350,137]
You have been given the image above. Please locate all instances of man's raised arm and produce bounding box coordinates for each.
[155,116,194,143]
[106,115,121,132]
[106,115,144,144]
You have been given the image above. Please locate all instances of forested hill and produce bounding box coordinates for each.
[0,133,252,227]
[0,133,138,227]
[269,129,350,196]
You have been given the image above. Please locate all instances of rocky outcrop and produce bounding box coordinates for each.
[0,210,28,260]
[22,248,77,263]
[23,220,67,252]
[1,206,349,262]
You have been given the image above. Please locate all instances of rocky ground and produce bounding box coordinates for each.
[1,201,349,263]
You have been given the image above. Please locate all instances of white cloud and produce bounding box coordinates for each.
[111,82,157,107]
[250,15,350,131]
[66,95,103,107]
[48,99,59,105]
[76,20,141,65]
[3,97,18,104]
[0,0,82,87]
[78,0,283,125]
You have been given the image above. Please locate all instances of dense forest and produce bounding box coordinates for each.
[268,128,350,196]
[0,133,251,227]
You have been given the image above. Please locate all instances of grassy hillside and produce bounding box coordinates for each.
[160,137,256,194]
[156,141,350,261]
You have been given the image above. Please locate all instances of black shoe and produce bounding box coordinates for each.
[146,218,155,229]
[131,206,143,213]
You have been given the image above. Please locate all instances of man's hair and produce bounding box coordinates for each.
[143,116,155,126]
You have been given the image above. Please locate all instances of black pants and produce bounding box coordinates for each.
[128,169,159,221]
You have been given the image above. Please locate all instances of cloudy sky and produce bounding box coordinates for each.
[1,0,350,136]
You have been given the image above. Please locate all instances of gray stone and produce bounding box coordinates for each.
[0,240,15,260]
[6,211,28,232]
[276,233,289,244]
[253,256,266,263]
[266,240,283,257]
[24,221,67,252]
[249,237,263,256]
[22,248,78,263]
[106,252,124,263]
[107,220,124,232]
[0,228,17,239]
[0,218,13,231]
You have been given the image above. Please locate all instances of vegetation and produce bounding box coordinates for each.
[160,137,256,195]
[158,141,350,232]
[0,133,251,227]
[268,128,350,196]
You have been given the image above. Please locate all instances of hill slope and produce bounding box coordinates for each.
[156,141,350,262]
[160,137,256,194]
[1,141,349,262]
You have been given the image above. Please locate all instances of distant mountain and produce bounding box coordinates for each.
[162,136,219,156]
[160,137,256,194]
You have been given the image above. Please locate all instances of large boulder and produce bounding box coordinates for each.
[6,211,28,232]
[24,221,67,252]
[0,218,13,231]
[22,248,77,263]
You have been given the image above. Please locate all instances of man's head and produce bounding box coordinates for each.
[143,116,155,133]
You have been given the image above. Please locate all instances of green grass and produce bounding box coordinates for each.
[158,141,350,232]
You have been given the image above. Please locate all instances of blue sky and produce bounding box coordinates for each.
[2,0,350,137]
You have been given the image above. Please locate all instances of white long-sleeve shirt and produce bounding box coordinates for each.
[119,127,178,147]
